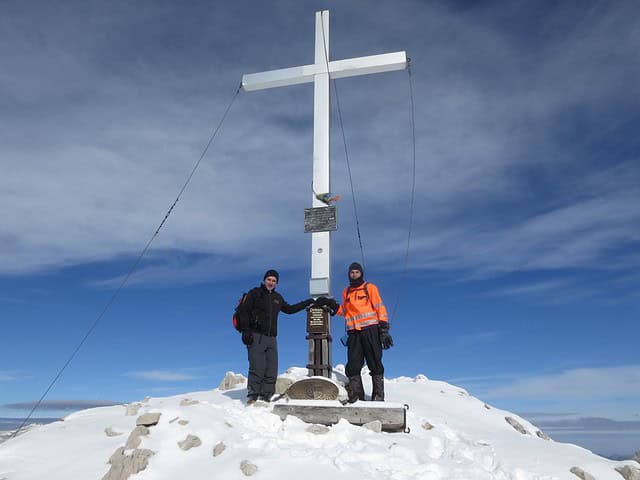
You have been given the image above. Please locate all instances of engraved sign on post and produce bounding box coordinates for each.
[304,206,337,233]
[307,307,329,334]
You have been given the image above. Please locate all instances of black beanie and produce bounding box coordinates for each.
[348,262,363,275]
[263,269,279,282]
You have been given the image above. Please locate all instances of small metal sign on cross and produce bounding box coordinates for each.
[242,10,407,298]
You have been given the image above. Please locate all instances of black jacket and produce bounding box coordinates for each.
[236,284,308,337]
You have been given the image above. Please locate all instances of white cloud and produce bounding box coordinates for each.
[0,372,16,381]
[485,365,640,399]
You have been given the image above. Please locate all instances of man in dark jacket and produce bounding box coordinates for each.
[236,269,313,404]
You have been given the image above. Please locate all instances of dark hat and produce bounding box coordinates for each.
[263,269,279,282]
[348,262,363,274]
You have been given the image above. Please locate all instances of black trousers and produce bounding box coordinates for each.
[246,333,278,399]
[345,326,384,378]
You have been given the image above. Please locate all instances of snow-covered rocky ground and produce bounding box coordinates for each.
[1,366,638,480]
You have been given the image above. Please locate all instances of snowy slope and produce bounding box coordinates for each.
[1,366,638,480]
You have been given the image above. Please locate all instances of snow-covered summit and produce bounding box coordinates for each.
[0,366,638,480]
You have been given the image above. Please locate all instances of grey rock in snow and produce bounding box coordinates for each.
[422,422,434,430]
[276,376,294,395]
[213,441,226,457]
[536,429,551,440]
[102,447,155,480]
[105,427,123,437]
[363,420,382,433]
[240,460,258,476]
[484,404,491,410]
[634,451,640,464]
[570,466,596,480]
[125,426,150,449]
[218,371,247,391]
[180,398,199,407]
[616,465,640,480]
[178,419,189,426]
[306,424,330,435]
[169,417,179,424]
[178,434,202,451]
[124,403,142,416]
[136,413,161,427]
[505,416,529,435]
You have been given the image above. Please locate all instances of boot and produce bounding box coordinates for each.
[371,374,385,401]
[346,375,365,403]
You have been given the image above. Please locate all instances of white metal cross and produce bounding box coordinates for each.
[242,10,407,297]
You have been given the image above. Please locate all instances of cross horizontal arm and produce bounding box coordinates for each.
[328,51,407,79]
[241,51,407,92]
[242,64,321,91]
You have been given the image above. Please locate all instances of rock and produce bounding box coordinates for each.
[105,427,123,437]
[413,374,428,382]
[505,416,528,435]
[178,420,189,426]
[125,403,142,416]
[136,413,161,427]
[306,424,330,435]
[484,404,491,410]
[213,441,226,457]
[570,466,596,480]
[363,420,382,433]
[178,434,202,451]
[536,429,551,440]
[634,451,640,464]
[240,460,258,476]
[142,397,151,403]
[180,398,199,407]
[102,447,154,480]
[275,376,294,394]
[422,422,434,430]
[219,371,247,391]
[616,465,640,480]
[125,426,150,449]
[169,417,179,424]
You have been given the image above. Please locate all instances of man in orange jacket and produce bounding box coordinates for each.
[321,262,393,402]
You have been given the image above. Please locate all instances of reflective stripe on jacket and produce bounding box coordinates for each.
[337,282,388,331]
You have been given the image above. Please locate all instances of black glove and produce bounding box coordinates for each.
[328,298,339,316]
[379,325,393,349]
[241,331,253,346]
[315,296,339,315]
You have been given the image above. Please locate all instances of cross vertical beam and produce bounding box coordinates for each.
[241,10,407,298]
[311,11,331,297]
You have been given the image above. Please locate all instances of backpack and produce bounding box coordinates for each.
[232,292,249,332]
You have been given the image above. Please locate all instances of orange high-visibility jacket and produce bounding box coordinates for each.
[337,281,389,331]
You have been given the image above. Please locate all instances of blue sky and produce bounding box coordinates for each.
[1,0,639,456]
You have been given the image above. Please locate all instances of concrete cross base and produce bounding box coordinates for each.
[273,400,409,432]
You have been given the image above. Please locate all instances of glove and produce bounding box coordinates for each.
[315,296,339,315]
[379,325,393,349]
[241,331,253,346]
[328,298,339,316]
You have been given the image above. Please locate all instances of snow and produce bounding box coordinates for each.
[0,365,637,480]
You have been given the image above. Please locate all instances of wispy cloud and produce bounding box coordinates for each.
[125,370,198,381]
[485,365,640,399]
[0,372,17,381]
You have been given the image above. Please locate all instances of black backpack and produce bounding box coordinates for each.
[232,292,249,332]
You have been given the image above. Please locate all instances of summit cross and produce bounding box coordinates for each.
[242,10,407,297]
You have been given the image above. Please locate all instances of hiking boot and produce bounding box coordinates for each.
[246,396,258,406]
[346,375,365,403]
[371,374,385,401]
